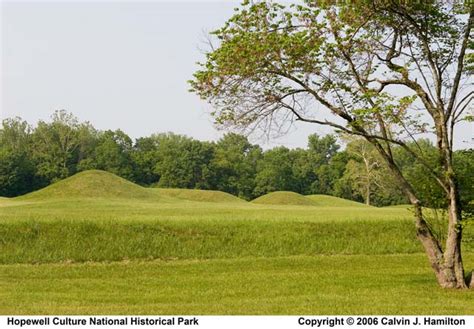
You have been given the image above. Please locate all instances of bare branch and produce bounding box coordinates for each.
[445,8,474,120]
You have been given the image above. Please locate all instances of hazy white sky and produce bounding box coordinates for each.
[1,1,472,149]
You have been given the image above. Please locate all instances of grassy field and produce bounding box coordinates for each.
[2,255,474,315]
[1,170,473,314]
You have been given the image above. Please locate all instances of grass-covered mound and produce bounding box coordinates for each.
[17,170,155,200]
[154,188,246,203]
[251,191,317,206]
[305,194,371,207]
[14,169,246,204]
[384,204,412,208]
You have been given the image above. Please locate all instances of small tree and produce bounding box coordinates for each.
[343,137,385,206]
[191,1,474,288]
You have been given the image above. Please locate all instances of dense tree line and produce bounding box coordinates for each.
[1,111,472,207]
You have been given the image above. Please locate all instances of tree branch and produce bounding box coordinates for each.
[446,8,474,120]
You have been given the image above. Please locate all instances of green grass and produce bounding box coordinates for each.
[251,191,369,207]
[306,194,370,207]
[154,188,245,203]
[15,170,243,204]
[0,193,432,264]
[17,170,157,201]
[252,191,319,206]
[0,217,425,264]
[1,171,473,314]
[384,204,413,208]
[1,254,473,315]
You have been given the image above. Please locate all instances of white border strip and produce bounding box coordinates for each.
[1,316,473,329]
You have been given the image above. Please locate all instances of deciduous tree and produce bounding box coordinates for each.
[79,129,134,180]
[0,118,36,196]
[153,133,214,189]
[32,110,90,183]
[190,1,474,288]
[210,133,262,199]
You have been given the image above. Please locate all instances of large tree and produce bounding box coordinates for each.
[306,133,343,195]
[191,1,474,288]
[132,136,161,186]
[210,133,262,199]
[32,110,95,184]
[78,129,135,181]
[254,146,296,195]
[0,118,36,196]
[153,133,214,189]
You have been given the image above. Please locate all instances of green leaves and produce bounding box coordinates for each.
[190,1,471,146]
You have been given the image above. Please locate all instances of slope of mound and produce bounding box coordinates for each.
[251,191,317,206]
[17,170,154,200]
[0,196,12,205]
[384,204,412,208]
[154,188,246,203]
[305,194,371,207]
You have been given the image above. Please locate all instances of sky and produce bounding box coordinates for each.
[1,1,472,149]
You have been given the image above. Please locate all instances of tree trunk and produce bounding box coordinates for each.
[409,189,468,288]
[403,178,468,288]
[366,185,370,206]
[371,141,468,288]
[364,157,371,206]
[441,177,467,288]
[411,202,448,287]
[435,117,468,289]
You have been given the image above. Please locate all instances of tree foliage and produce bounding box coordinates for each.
[1,112,471,211]
[209,133,262,199]
[0,118,36,196]
[153,133,214,189]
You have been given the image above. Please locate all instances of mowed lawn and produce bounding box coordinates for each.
[1,171,473,314]
[2,255,474,314]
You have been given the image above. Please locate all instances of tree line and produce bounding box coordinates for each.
[1,110,472,207]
